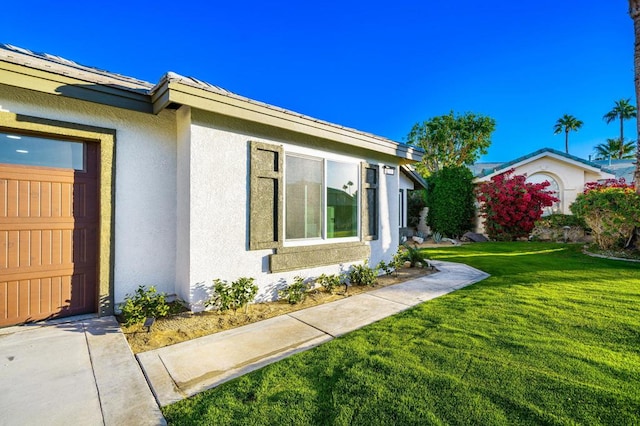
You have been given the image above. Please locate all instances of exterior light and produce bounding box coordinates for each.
[383,165,395,175]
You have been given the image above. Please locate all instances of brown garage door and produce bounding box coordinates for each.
[0,134,98,327]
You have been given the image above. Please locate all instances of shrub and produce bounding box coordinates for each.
[120,285,171,326]
[534,213,586,229]
[432,231,443,244]
[477,169,558,241]
[348,260,378,286]
[425,166,476,238]
[279,276,310,304]
[570,186,640,250]
[376,260,394,276]
[407,190,427,227]
[316,273,342,294]
[400,243,429,267]
[206,277,258,314]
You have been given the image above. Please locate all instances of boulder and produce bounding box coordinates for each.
[462,232,489,242]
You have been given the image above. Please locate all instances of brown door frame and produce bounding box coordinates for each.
[0,111,116,319]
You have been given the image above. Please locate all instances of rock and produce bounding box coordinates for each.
[462,232,489,242]
[412,236,424,244]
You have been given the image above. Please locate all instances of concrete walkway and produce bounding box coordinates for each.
[0,316,165,426]
[0,261,488,425]
[137,261,489,407]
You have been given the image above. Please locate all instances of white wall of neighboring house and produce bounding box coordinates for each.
[0,85,178,304]
[474,152,615,234]
[510,156,608,214]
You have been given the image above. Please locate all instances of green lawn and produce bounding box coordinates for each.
[163,243,640,425]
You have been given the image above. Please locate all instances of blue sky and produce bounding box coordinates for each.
[1,0,635,162]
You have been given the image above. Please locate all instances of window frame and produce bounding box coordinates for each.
[283,151,361,247]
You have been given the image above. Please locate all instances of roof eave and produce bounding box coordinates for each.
[0,57,153,114]
[156,76,422,162]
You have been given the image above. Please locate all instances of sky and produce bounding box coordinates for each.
[1,0,636,162]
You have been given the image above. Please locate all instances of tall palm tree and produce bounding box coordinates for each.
[593,137,636,160]
[553,114,583,154]
[630,0,640,193]
[603,98,637,158]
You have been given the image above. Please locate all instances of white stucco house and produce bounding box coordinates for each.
[0,44,424,327]
[472,148,617,232]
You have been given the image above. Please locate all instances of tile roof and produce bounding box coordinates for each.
[0,44,418,155]
[473,147,614,178]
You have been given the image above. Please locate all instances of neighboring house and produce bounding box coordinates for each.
[473,148,616,226]
[0,44,423,327]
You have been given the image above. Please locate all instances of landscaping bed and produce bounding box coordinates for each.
[122,266,435,354]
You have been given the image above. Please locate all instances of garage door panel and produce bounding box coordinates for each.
[1,271,94,324]
[0,139,98,327]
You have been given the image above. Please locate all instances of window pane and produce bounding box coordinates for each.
[286,155,322,239]
[526,173,561,216]
[327,161,358,238]
[0,133,84,170]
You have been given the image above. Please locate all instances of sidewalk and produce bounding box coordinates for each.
[0,260,489,425]
[137,261,489,407]
[0,316,165,426]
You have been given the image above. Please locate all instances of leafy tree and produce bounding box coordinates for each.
[425,166,475,238]
[553,114,583,154]
[477,169,558,241]
[630,1,640,194]
[406,111,496,176]
[593,137,636,160]
[602,98,637,158]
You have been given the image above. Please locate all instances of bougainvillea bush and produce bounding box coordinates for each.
[570,179,640,250]
[477,169,558,241]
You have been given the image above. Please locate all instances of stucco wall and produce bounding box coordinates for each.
[184,109,401,308]
[0,85,178,304]
[504,156,612,214]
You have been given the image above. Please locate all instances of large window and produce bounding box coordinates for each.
[285,154,359,241]
[526,173,561,215]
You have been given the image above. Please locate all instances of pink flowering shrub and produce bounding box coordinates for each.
[477,169,559,241]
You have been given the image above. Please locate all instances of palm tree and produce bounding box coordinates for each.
[603,98,637,158]
[553,114,583,154]
[630,0,640,193]
[593,137,636,160]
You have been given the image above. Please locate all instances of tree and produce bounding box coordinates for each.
[630,1,640,194]
[553,114,583,154]
[602,98,637,159]
[425,166,475,238]
[406,111,496,176]
[593,137,636,160]
[477,169,558,241]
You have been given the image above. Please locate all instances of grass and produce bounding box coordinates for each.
[162,243,640,425]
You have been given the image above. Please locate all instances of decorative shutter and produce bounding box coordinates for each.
[249,141,283,250]
[361,163,379,241]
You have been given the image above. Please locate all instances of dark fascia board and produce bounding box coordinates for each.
[401,165,427,189]
[151,74,423,162]
[0,59,153,113]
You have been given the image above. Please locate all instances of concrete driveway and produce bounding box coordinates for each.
[0,316,164,426]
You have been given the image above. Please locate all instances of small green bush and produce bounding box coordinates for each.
[376,260,394,276]
[316,273,342,294]
[279,276,310,304]
[120,285,171,326]
[401,243,429,267]
[206,277,258,314]
[535,213,586,229]
[348,260,378,286]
